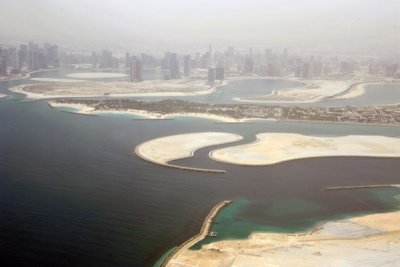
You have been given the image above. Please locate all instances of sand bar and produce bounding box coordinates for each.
[30,77,87,83]
[234,80,353,103]
[210,133,400,165]
[11,79,214,99]
[0,94,7,99]
[168,211,400,267]
[135,132,243,172]
[67,72,127,78]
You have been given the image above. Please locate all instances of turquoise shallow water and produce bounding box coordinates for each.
[192,187,400,249]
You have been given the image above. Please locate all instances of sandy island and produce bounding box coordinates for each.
[30,77,87,83]
[66,72,127,79]
[234,79,357,103]
[0,93,7,99]
[135,132,243,172]
[10,79,215,99]
[167,211,400,267]
[47,100,256,122]
[210,133,400,165]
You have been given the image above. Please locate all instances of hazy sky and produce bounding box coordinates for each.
[1,0,399,53]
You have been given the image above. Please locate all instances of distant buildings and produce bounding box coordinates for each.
[215,66,224,80]
[101,50,113,69]
[130,57,142,82]
[208,66,215,85]
[169,53,179,79]
[183,55,191,76]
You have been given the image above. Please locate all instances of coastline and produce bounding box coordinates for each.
[47,100,400,126]
[166,209,400,266]
[47,101,251,123]
[161,200,232,267]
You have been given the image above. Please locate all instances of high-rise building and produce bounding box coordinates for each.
[46,45,59,67]
[101,50,113,69]
[130,57,142,82]
[125,53,130,68]
[169,53,179,79]
[91,51,97,68]
[9,48,20,73]
[183,55,191,76]
[208,66,215,85]
[19,44,28,68]
[0,56,7,76]
[215,67,224,80]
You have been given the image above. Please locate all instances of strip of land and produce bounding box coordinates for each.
[47,99,400,126]
[161,200,231,267]
[0,94,7,99]
[167,211,400,267]
[66,72,127,79]
[135,132,243,172]
[209,133,400,165]
[10,79,215,99]
[234,79,354,103]
[30,77,87,83]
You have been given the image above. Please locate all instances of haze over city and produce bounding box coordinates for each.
[1,0,399,53]
[1,1,400,267]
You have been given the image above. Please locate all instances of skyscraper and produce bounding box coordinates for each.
[169,53,179,79]
[208,67,215,86]
[130,57,142,82]
[183,55,191,76]
[125,53,130,68]
[216,67,224,80]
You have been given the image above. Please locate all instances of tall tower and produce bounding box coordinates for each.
[130,57,142,82]
[183,55,191,76]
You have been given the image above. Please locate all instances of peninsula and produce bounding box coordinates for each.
[135,132,243,172]
[48,98,400,126]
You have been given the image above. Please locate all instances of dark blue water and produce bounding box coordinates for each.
[1,75,400,266]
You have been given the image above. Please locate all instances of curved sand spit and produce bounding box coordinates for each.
[210,133,400,165]
[135,132,243,172]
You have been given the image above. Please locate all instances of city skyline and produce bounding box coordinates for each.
[0,0,399,54]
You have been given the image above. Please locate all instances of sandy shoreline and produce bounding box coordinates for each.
[135,132,243,172]
[210,133,400,165]
[0,93,7,99]
[47,101,252,122]
[168,210,400,267]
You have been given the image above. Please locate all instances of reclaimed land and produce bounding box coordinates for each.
[50,98,400,126]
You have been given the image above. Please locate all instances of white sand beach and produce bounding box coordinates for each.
[66,72,127,78]
[210,133,400,165]
[47,101,249,122]
[0,93,7,99]
[135,132,243,172]
[168,211,400,267]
